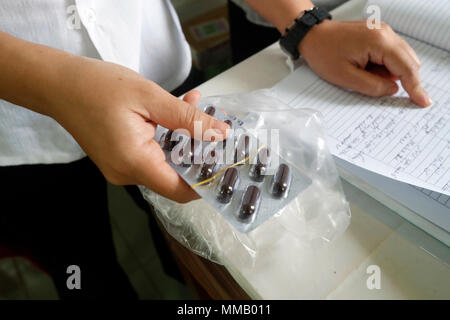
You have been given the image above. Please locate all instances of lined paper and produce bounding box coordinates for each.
[365,0,450,52]
[335,157,450,233]
[273,36,450,197]
[415,186,450,210]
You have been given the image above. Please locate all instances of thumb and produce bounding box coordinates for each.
[150,90,229,141]
[182,89,201,106]
[340,64,399,97]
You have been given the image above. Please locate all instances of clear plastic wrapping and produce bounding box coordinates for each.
[139,90,351,266]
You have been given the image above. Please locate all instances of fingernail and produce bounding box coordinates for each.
[389,83,399,95]
[421,88,433,107]
[425,95,433,107]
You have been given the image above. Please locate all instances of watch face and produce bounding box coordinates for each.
[301,13,317,27]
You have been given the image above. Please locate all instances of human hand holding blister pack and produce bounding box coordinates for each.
[140,90,351,265]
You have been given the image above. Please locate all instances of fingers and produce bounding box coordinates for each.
[398,37,421,67]
[136,138,199,203]
[340,21,431,107]
[366,63,399,81]
[135,88,229,202]
[336,62,399,97]
[149,90,230,141]
[373,33,432,107]
[182,89,201,106]
[130,90,205,203]
[383,48,431,107]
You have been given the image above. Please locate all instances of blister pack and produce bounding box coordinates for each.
[155,104,312,233]
[140,91,351,265]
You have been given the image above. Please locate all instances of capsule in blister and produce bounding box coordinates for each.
[198,162,217,182]
[239,185,261,222]
[159,130,176,151]
[198,150,218,183]
[216,167,239,204]
[249,147,270,182]
[177,138,195,167]
[270,163,292,199]
[170,136,185,166]
[204,105,216,116]
[235,134,250,165]
[222,120,233,148]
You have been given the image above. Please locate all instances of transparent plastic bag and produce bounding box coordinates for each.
[139,90,351,266]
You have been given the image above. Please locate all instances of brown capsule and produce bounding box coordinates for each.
[222,119,233,148]
[235,134,250,164]
[179,138,195,167]
[249,148,270,182]
[160,130,176,151]
[239,185,261,221]
[199,163,216,182]
[204,106,216,116]
[217,167,239,204]
[270,164,292,199]
[198,150,218,182]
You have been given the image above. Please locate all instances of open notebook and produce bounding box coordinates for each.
[272,0,450,245]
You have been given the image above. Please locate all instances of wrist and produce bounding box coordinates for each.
[34,52,89,123]
[279,7,332,60]
[298,19,335,58]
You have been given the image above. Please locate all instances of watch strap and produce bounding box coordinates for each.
[279,7,332,60]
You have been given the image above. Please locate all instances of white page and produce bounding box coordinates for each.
[336,157,450,234]
[366,0,450,52]
[273,36,450,197]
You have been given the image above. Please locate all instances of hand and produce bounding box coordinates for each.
[47,57,229,203]
[298,20,432,107]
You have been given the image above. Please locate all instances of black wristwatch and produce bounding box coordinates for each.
[279,7,332,60]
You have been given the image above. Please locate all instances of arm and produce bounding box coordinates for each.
[245,0,431,107]
[245,0,314,33]
[0,31,229,202]
[0,31,70,116]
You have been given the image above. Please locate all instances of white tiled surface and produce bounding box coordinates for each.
[327,226,450,299]
[215,180,448,299]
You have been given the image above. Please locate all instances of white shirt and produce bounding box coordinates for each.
[0,0,191,166]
